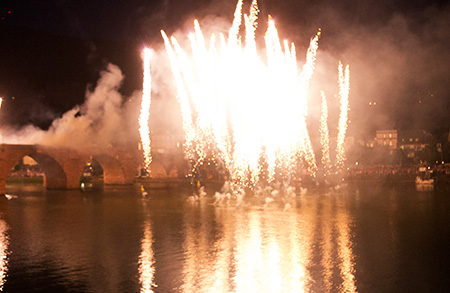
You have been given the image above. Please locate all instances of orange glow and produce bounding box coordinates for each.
[320,91,331,176]
[0,219,8,291]
[139,49,152,172]
[336,62,350,171]
[160,0,322,186]
[142,0,350,186]
[336,208,357,292]
[138,218,156,292]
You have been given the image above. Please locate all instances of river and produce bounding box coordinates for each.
[0,182,448,292]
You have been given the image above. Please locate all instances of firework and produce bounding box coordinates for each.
[139,48,152,172]
[320,91,331,176]
[142,0,350,187]
[336,62,350,171]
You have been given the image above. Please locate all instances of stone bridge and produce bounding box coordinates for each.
[0,144,141,195]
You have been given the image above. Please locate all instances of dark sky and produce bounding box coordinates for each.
[1,0,450,138]
[1,0,447,40]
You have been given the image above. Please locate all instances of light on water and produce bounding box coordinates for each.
[2,0,449,292]
[175,190,359,292]
[1,183,449,291]
[139,217,156,292]
[0,219,8,291]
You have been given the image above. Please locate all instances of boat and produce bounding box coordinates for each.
[415,166,435,191]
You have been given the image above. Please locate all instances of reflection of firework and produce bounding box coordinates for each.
[142,0,350,187]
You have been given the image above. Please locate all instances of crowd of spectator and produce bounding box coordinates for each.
[347,164,420,181]
[346,163,450,182]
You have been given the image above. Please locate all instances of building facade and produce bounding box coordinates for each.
[375,130,398,149]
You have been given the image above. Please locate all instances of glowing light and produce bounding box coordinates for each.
[139,219,156,292]
[142,0,350,187]
[320,91,331,177]
[321,200,333,291]
[0,219,9,291]
[336,62,350,172]
[161,0,324,186]
[337,209,357,292]
[139,48,152,172]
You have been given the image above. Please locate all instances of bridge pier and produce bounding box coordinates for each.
[0,145,37,195]
[0,176,6,195]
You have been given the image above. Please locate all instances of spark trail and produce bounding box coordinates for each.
[336,62,350,172]
[139,48,152,171]
[320,91,331,177]
[142,0,350,187]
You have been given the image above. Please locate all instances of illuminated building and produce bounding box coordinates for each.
[375,130,398,149]
[399,130,433,159]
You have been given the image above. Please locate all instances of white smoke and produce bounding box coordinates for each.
[2,63,141,152]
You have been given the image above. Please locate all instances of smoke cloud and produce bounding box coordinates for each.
[2,0,449,154]
[300,1,450,136]
[2,64,142,152]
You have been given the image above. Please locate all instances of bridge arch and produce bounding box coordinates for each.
[30,153,67,189]
[149,159,168,178]
[92,154,130,185]
[0,145,36,194]
[0,145,81,193]
[149,152,189,179]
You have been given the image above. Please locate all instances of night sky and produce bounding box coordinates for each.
[1,0,449,139]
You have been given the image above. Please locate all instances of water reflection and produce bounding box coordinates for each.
[210,207,233,292]
[181,193,358,292]
[320,198,333,291]
[0,218,8,291]
[0,183,448,291]
[139,217,156,292]
[233,212,264,292]
[336,202,356,292]
[182,200,214,292]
